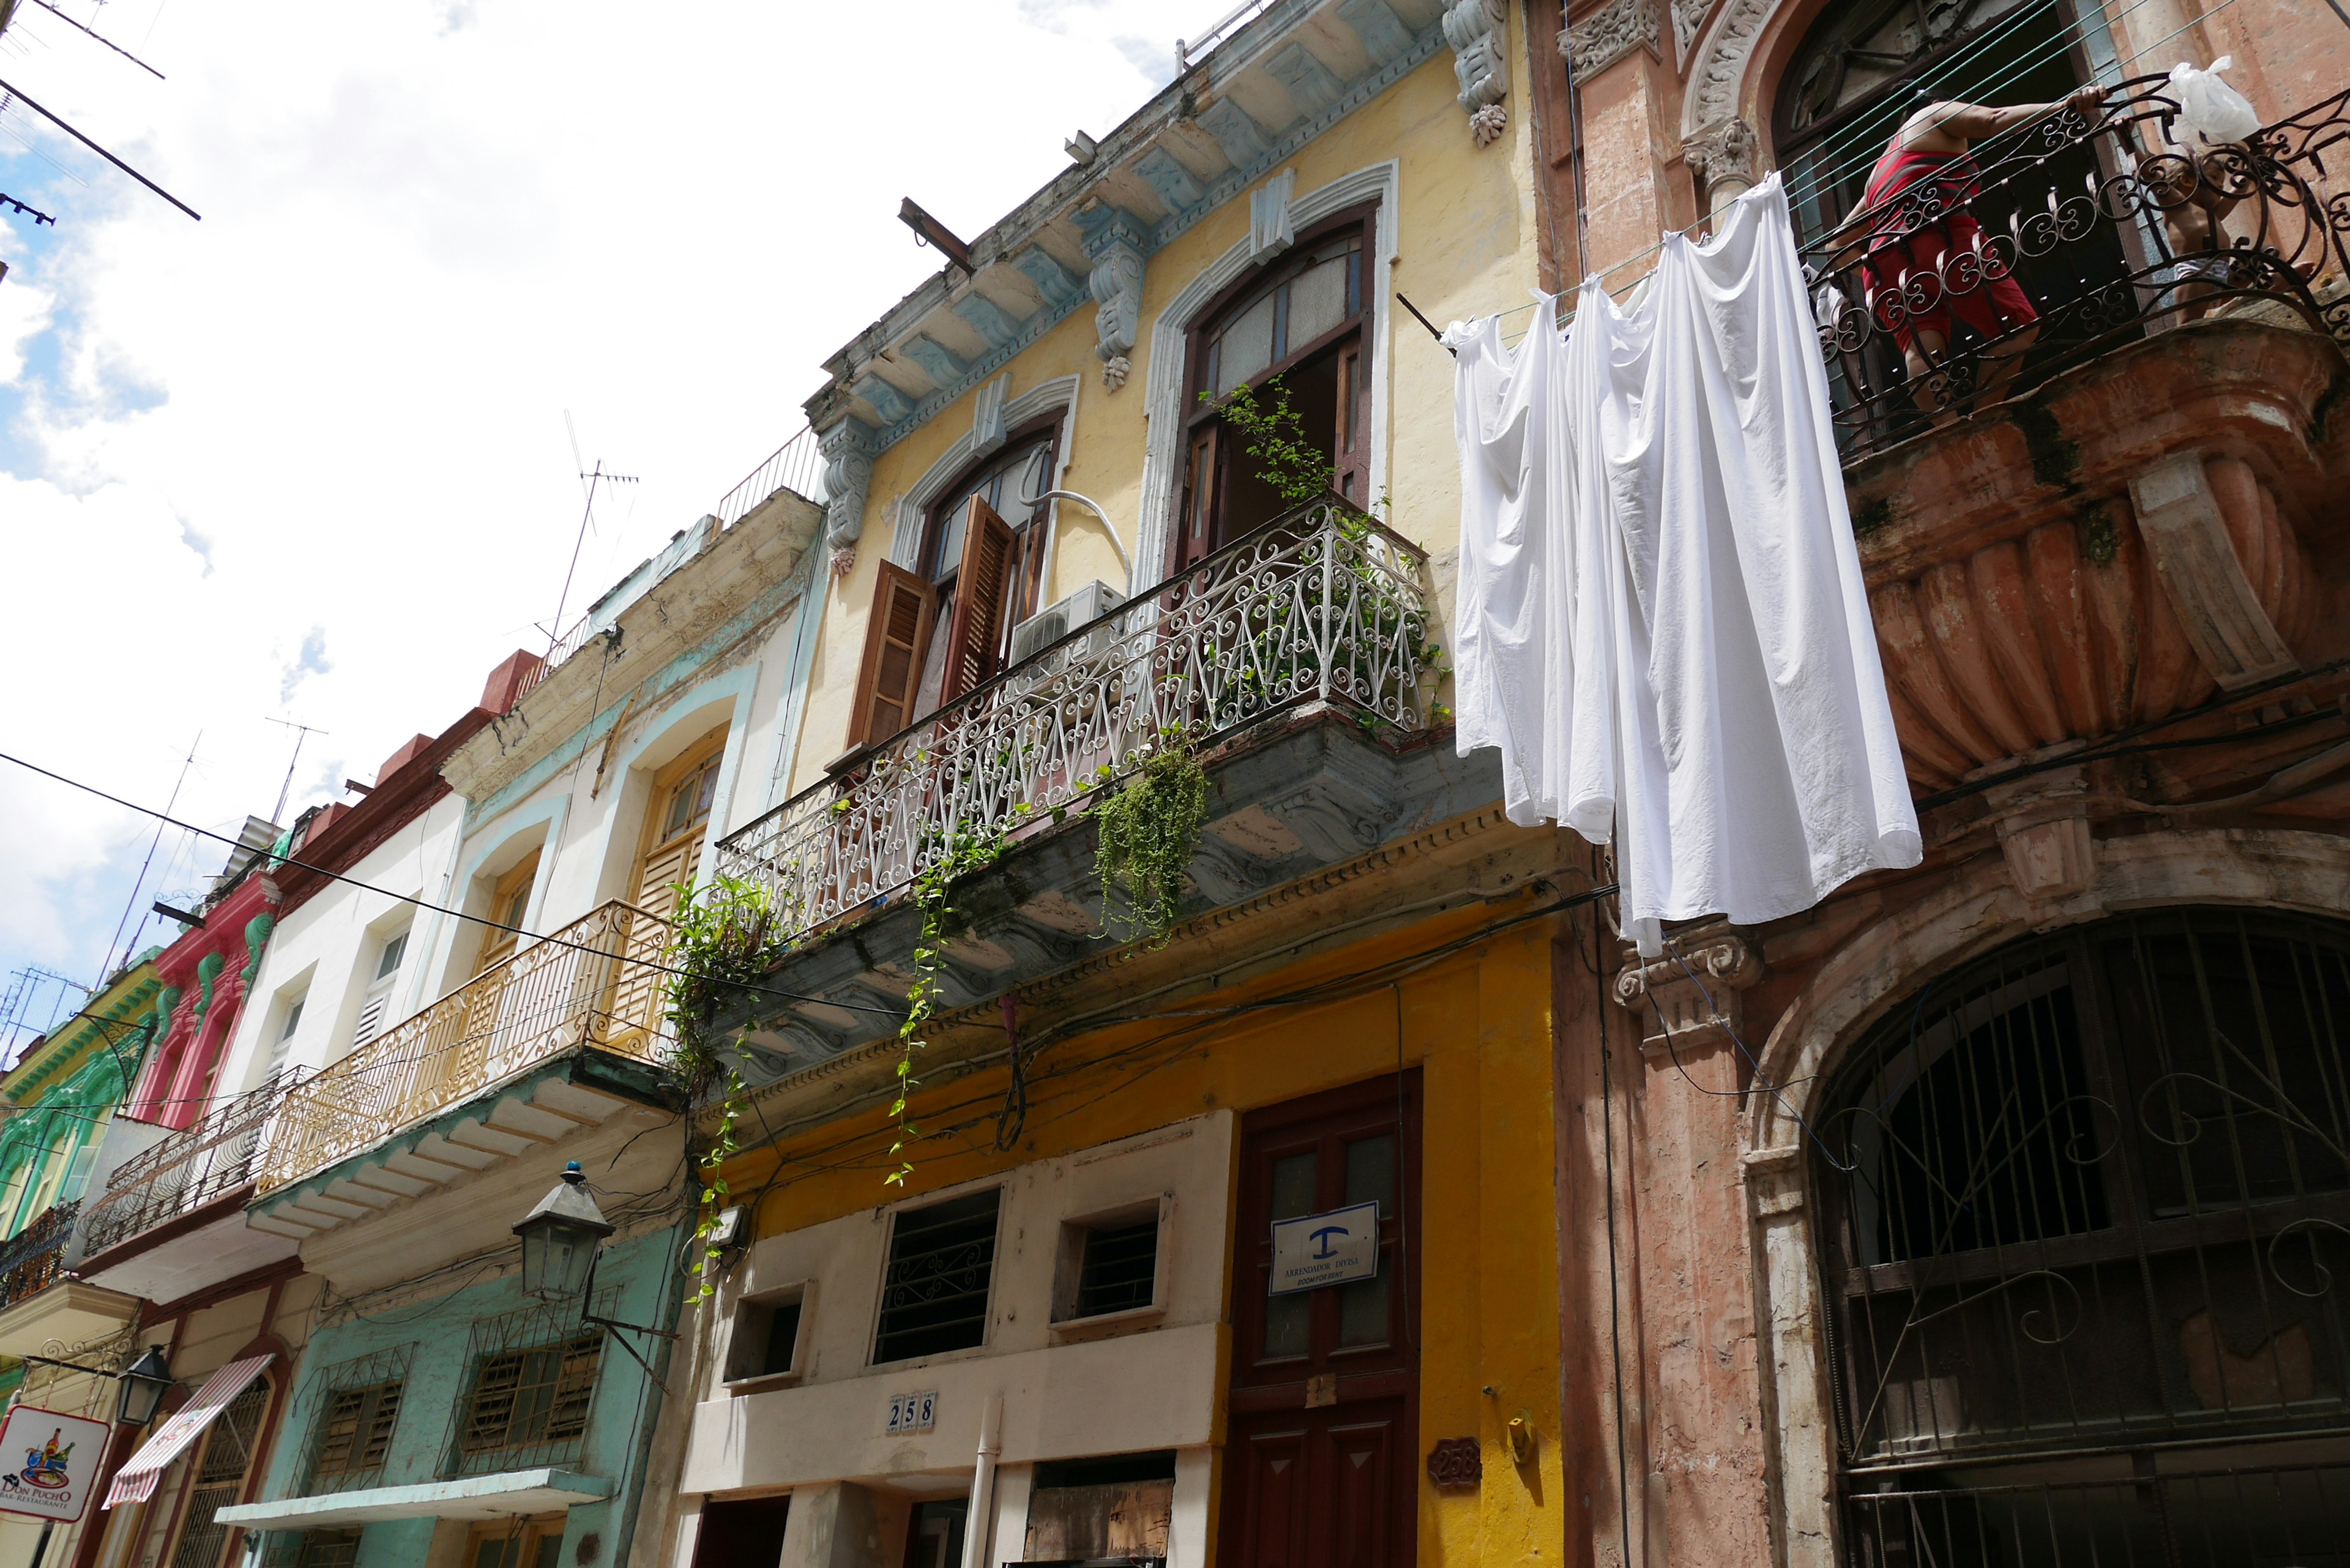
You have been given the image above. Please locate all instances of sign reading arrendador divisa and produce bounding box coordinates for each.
[0,1406,114,1525]
[1269,1201,1381,1295]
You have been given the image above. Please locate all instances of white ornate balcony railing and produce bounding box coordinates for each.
[716,500,1434,943]
[256,900,674,1194]
[81,1070,307,1256]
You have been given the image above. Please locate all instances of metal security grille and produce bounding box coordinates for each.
[1816,909,2350,1564]
[875,1189,1001,1363]
[166,1381,270,1568]
[1076,1218,1160,1318]
[311,1382,403,1480]
[455,1334,602,1465]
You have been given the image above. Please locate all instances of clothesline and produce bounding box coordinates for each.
[1436,0,2240,349]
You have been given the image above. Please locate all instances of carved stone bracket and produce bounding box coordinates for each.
[1250,168,1297,261]
[1685,116,1758,210]
[1075,202,1150,390]
[818,419,878,554]
[971,374,1010,458]
[1613,925,1762,1053]
[1444,0,1509,143]
[2127,451,2300,690]
[1563,0,1658,80]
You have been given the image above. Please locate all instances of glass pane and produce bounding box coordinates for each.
[1337,1276,1389,1346]
[1344,1134,1395,1211]
[1215,292,1277,394]
[1269,1152,1318,1222]
[376,931,407,980]
[533,1536,562,1568]
[1286,254,1351,350]
[1263,1290,1310,1360]
[934,501,969,580]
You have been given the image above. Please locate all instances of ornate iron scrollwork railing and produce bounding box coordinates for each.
[256,900,674,1195]
[715,500,1434,943]
[0,1201,79,1312]
[1800,79,2350,455]
[81,1070,308,1256]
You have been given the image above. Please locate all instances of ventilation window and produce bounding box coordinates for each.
[1053,1201,1166,1327]
[728,1286,808,1384]
[311,1380,403,1480]
[457,1334,601,1460]
[874,1189,1001,1364]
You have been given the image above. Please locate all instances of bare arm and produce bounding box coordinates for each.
[1901,84,2106,151]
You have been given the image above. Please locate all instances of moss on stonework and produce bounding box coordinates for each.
[2074,505,2117,566]
[1851,493,1899,536]
[2013,398,2081,490]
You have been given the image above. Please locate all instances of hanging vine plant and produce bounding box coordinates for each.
[887,823,1008,1185]
[1094,737,1209,947]
[662,875,788,1299]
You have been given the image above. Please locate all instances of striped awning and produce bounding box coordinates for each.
[104,1354,273,1509]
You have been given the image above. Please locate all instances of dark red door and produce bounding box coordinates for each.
[1221,1073,1420,1568]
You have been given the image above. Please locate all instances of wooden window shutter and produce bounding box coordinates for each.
[941,496,1018,703]
[848,562,938,749]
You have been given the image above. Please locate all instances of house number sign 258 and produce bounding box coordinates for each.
[885,1392,938,1435]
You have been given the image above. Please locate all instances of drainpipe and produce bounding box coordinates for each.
[957,1394,1004,1568]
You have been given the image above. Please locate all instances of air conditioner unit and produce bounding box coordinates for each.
[1009,580,1126,665]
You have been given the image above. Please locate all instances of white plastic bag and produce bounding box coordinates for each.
[2168,56,2260,149]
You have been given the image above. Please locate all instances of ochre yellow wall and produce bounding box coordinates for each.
[785,43,1542,800]
[726,910,1566,1567]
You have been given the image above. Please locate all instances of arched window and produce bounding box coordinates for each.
[1173,205,1375,575]
[1813,909,2350,1562]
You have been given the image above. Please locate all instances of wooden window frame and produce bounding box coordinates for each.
[310,1378,405,1482]
[632,727,730,905]
[841,561,942,757]
[1173,203,1378,577]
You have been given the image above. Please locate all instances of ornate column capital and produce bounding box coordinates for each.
[1562,0,1659,80]
[1684,115,1759,208]
[1613,924,1762,1054]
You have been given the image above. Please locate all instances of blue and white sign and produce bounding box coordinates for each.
[1269,1201,1381,1295]
[884,1391,938,1435]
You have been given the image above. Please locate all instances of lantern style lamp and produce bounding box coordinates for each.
[116,1345,173,1427]
[515,1162,615,1301]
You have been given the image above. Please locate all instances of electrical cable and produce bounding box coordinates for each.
[0,748,912,1020]
[1590,868,1637,1568]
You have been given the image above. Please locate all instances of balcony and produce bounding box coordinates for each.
[0,1202,76,1313]
[83,1073,295,1256]
[1804,81,2348,458]
[248,900,676,1236]
[718,501,1438,943]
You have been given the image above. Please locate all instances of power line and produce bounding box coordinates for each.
[25,0,165,80]
[0,747,910,1019]
[0,72,199,219]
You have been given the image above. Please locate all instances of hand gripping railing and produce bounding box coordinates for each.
[715,499,1434,944]
[255,900,675,1194]
[1800,78,2350,457]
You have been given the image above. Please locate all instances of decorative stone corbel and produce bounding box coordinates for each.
[1684,116,1758,211]
[2127,451,2300,690]
[1611,924,1762,1054]
[1982,766,2100,908]
[818,418,879,555]
[1562,0,1660,80]
[1075,202,1150,390]
[1444,0,1509,143]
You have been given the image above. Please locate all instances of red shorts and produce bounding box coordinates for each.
[1862,215,2038,353]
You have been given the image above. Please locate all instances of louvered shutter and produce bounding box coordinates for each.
[941,496,1018,703]
[848,562,938,749]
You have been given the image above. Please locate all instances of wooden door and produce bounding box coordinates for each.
[606,730,725,1045]
[464,1515,567,1568]
[1220,1073,1420,1568]
[474,850,542,976]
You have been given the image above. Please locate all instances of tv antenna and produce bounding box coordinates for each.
[264,716,327,827]
[542,412,638,659]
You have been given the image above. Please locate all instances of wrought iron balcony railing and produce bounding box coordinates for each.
[256,899,675,1195]
[82,1072,304,1257]
[0,1201,78,1313]
[717,500,1434,943]
[1800,80,2349,457]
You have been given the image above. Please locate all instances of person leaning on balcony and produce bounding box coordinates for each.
[1838,82,2106,419]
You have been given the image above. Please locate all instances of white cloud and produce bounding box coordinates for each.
[0,0,1234,990]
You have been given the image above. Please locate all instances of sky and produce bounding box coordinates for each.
[0,0,1230,1052]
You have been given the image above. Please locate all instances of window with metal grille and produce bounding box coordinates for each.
[166,1379,270,1568]
[455,1334,601,1462]
[311,1380,403,1481]
[293,1531,362,1568]
[1074,1217,1159,1319]
[873,1189,1000,1364]
[1815,909,2350,1566]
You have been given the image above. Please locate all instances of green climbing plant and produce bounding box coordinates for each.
[887,823,1007,1186]
[662,874,788,1300]
[1205,375,1336,504]
[1093,736,1209,947]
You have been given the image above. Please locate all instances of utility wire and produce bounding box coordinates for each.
[26,1,165,79]
[0,749,911,1020]
[0,72,198,219]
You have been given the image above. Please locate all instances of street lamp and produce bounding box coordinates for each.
[514,1162,614,1301]
[115,1345,173,1427]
